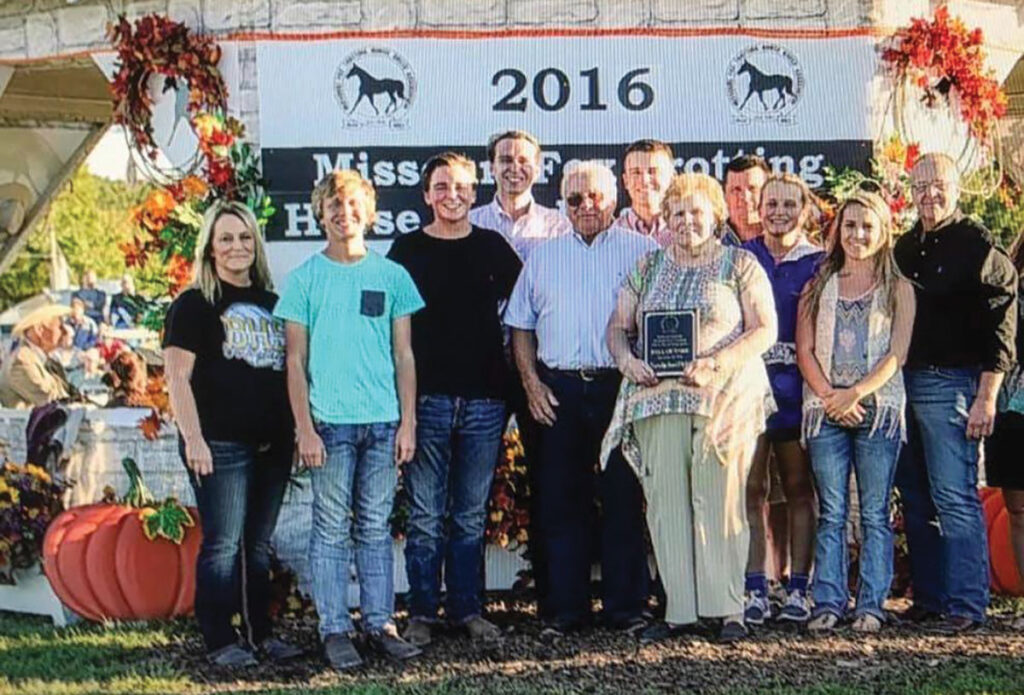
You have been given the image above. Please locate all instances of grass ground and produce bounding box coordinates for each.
[2,597,1024,695]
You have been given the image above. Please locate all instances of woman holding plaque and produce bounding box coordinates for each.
[796,190,914,633]
[602,173,778,643]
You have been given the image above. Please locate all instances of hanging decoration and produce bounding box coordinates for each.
[880,4,1007,195]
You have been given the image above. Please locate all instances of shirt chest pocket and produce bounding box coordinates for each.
[360,290,386,318]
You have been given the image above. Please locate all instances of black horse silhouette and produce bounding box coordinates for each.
[737,60,795,111]
[345,64,407,115]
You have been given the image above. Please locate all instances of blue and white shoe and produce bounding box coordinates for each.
[776,589,811,623]
[744,592,772,626]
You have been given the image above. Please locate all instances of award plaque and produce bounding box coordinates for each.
[642,309,698,377]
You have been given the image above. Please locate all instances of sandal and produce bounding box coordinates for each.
[808,612,840,633]
[852,614,882,633]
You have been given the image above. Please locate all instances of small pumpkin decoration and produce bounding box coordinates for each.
[42,458,201,620]
[979,486,1023,596]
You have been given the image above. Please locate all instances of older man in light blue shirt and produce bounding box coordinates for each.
[505,160,656,637]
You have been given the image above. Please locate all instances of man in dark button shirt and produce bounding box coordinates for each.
[893,152,1018,634]
[388,152,523,648]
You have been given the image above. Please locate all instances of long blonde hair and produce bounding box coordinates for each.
[803,191,902,323]
[192,200,274,303]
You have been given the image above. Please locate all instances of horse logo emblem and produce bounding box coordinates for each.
[334,47,417,127]
[725,44,804,124]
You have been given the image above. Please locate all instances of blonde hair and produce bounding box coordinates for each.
[660,173,728,225]
[310,169,378,228]
[192,200,274,304]
[803,191,903,323]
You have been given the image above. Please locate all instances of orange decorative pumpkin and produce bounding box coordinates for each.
[979,486,1024,596]
[42,458,202,621]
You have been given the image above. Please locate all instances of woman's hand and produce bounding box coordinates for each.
[824,388,866,424]
[297,426,326,469]
[620,356,659,387]
[184,436,213,477]
[679,357,718,388]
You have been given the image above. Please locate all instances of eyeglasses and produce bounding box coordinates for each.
[566,191,605,209]
[857,180,883,194]
[911,181,951,195]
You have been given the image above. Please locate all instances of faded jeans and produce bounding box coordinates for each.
[309,421,398,637]
[807,418,901,620]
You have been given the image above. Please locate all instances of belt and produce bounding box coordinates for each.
[542,364,619,382]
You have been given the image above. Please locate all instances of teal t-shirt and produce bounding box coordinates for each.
[274,250,424,424]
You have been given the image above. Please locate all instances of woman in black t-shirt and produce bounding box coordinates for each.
[164,201,300,667]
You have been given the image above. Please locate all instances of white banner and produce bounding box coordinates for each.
[256,33,878,283]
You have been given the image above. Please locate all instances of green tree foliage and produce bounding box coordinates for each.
[960,173,1024,251]
[0,167,149,310]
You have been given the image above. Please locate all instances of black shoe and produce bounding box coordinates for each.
[607,615,648,637]
[323,633,363,671]
[207,643,258,667]
[365,624,422,660]
[899,604,942,624]
[639,621,688,645]
[719,620,748,644]
[259,637,304,662]
[925,616,983,635]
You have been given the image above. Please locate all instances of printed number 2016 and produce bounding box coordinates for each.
[492,67,654,112]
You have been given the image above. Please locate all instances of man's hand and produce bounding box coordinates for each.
[297,426,326,468]
[967,392,997,439]
[620,356,658,387]
[524,377,559,426]
[395,420,416,465]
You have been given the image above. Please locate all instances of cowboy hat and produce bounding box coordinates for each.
[12,303,70,337]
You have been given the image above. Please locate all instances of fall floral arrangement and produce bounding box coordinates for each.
[881,4,1007,145]
[0,463,68,583]
[822,133,921,232]
[112,14,275,323]
[108,14,227,163]
[485,426,530,550]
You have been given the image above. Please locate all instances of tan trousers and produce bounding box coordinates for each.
[635,413,754,624]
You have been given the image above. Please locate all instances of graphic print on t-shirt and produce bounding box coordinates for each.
[221,303,286,370]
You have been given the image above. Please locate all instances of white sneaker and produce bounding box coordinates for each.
[776,589,811,623]
[744,592,772,626]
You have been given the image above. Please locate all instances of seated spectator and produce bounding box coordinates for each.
[72,269,107,324]
[66,297,99,350]
[96,323,127,364]
[108,274,143,328]
[0,304,72,408]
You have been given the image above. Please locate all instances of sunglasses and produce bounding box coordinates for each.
[566,191,605,209]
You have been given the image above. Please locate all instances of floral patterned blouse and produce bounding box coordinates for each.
[601,243,777,476]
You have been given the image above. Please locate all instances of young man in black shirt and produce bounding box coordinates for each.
[388,152,522,647]
[893,152,1018,634]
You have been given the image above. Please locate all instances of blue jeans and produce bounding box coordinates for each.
[309,421,398,637]
[404,395,506,623]
[807,419,901,620]
[181,438,291,653]
[895,367,989,622]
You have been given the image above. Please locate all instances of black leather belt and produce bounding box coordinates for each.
[542,364,619,382]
